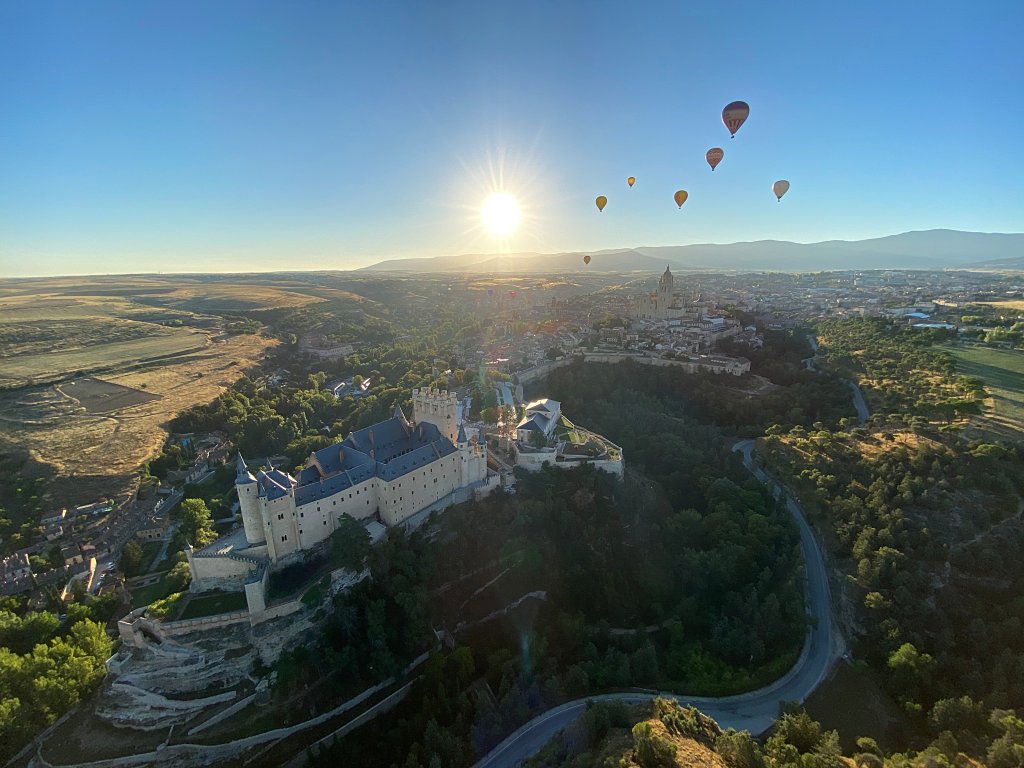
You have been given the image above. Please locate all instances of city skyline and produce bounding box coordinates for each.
[2,1,1022,277]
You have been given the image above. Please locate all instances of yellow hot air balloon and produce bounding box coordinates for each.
[627,176,635,187]
[773,180,790,201]
[596,195,607,212]
[673,190,688,208]
[583,254,591,265]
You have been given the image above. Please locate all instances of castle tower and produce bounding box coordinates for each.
[235,454,265,545]
[412,387,459,444]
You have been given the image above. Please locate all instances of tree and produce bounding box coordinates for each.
[331,514,371,571]
[717,729,765,768]
[165,561,192,593]
[528,429,548,449]
[633,721,677,768]
[119,541,144,577]
[176,499,217,548]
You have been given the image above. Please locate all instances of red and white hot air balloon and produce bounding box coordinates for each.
[722,101,749,138]
[706,148,724,171]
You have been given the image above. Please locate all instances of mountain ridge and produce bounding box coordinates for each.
[358,230,1024,273]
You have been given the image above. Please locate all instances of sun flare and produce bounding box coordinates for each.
[480,193,521,238]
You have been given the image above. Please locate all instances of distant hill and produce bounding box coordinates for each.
[360,230,1024,273]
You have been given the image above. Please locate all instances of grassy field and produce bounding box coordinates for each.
[130,575,170,608]
[178,590,247,619]
[941,344,1024,437]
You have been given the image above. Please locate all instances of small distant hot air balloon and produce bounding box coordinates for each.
[706,148,724,171]
[673,190,689,208]
[596,195,607,212]
[486,288,494,297]
[583,254,591,265]
[773,180,790,202]
[510,290,518,299]
[627,177,635,188]
[722,101,750,138]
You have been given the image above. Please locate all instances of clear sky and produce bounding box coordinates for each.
[1,1,1022,277]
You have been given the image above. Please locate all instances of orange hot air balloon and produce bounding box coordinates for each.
[722,101,750,138]
[673,190,688,208]
[583,254,591,265]
[773,179,790,201]
[627,177,635,187]
[706,148,724,171]
[595,195,607,212]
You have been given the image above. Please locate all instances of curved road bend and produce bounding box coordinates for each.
[474,440,842,768]
[806,334,869,425]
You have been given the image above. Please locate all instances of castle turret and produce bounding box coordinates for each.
[412,387,459,444]
[235,454,265,546]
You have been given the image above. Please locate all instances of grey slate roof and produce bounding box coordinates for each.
[270,413,459,507]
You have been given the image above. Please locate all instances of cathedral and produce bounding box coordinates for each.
[187,388,492,596]
[634,265,686,321]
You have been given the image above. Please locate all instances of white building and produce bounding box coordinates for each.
[513,399,624,478]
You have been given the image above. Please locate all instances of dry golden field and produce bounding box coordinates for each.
[0,278,283,504]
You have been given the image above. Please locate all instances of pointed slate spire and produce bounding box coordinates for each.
[236,453,255,484]
[394,402,409,425]
[457,422,468,445]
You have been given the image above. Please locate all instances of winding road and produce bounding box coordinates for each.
[474,440,843,768]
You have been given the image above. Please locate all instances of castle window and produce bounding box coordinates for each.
[277,513,284,521]
[281,535,288,542]
[300,513,304,518]
[324,520,327,525]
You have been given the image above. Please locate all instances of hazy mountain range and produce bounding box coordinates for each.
[360,230,1024,273]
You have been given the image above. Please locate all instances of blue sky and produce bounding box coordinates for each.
[1,1,1022,276]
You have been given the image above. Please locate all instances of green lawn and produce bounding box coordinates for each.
[130,574,169,608]
[942,344,1024,434]
[178,591,248,619]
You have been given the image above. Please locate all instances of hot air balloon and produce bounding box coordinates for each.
[510,290,518,299]
[627,177,635,187]
[595,195,607,212]
[706,148,724,171]
[722,101,749,138]
[673,190,688,208]
[583,254,591,265]
[486,288,494,297]
[773,180,790,201]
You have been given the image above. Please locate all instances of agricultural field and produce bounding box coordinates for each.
[941,343,1024,438]
[0,277,282,506]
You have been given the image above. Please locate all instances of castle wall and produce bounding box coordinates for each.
[188,555,256,593]
[379,452,463,526]
[263,493,300,560]
[294,477,378,551]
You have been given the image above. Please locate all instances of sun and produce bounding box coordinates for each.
[480,193,521,237]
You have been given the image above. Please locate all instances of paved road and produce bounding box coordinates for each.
[847,382,870,425]
[474,440,843,768]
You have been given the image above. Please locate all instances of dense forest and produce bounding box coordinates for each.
[760,317,1024,750]
[0,596,117,761]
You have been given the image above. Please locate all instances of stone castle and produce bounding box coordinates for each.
[187,388,493,603]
